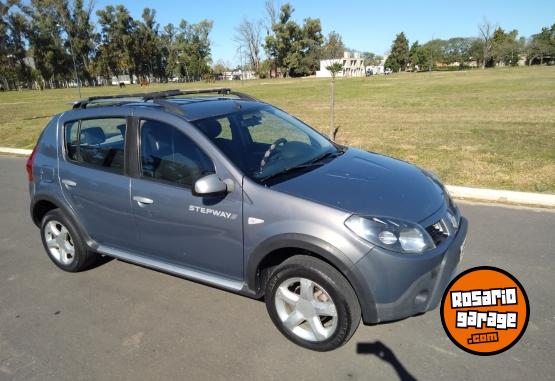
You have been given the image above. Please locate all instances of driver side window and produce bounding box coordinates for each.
[139,120,214,187]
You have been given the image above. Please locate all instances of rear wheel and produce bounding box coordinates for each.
[40,209,98,272]
[264,255,361,351]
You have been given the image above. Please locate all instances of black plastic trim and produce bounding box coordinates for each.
[246,233,379,323]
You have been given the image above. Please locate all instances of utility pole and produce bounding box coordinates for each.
[57,23,81,98]
[239,45,245,87]
[429,33,434,77]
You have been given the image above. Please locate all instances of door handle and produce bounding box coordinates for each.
[133,196,154,206]
[61,179,77,188]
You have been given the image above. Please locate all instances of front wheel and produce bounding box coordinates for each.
[264,255,361,351]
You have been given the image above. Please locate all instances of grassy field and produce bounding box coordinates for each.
[1,66,554,192]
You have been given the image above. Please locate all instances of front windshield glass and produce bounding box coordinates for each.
[193,105,336,182]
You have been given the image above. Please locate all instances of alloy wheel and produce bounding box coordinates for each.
[43,220,75,265]
[274,277,338,342]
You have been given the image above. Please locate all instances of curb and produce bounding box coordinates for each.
[445,185,555,208]
[0,147,554,208]
[0,147,32,155]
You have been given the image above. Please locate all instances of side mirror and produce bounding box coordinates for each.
[193,174,228,196]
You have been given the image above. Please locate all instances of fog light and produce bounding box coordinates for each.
[415,290,429,305]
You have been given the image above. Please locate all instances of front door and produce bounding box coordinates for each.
[129,117,243,280]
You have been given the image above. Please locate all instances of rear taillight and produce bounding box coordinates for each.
[26,145,38,182]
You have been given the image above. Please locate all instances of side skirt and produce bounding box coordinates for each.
[96,244,250,293]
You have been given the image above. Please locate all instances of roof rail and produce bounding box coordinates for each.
[72,88,259,111]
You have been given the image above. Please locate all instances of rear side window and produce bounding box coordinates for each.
[64,118,127,174]
[140,120,214,187]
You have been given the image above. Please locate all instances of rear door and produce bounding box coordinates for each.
[58,110,134,249]
[128,111,244,280]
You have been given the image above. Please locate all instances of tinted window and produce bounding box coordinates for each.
[65,118,126,174]
[140,120,214,187]
[65,121,79,161]
[193,105,335,181]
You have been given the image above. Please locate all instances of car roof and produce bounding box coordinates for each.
[127,97,264,121]
[67,88,264,122]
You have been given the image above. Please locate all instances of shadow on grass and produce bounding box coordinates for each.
[357,341,417,381]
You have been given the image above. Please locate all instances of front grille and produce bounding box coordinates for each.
[426,220,449,246]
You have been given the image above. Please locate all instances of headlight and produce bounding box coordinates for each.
[345,215,436,254]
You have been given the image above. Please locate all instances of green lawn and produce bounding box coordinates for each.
[1,66,554,192]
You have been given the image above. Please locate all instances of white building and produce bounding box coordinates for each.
[316,51,366,78]
[111,75,138,85]
[365,54,388,75]
[221,69,256,81]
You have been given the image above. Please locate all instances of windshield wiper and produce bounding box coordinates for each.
[258,148,345,184]
[307,148,344,165]
[258,162,325,184]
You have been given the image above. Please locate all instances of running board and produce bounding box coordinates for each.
[96,245,245,291]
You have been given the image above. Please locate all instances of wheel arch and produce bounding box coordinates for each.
[30,194,95,249]
[246,233,379,323]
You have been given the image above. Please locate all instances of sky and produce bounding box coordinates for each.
[94,0,555,65]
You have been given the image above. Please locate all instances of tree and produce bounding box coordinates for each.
[212,59,228,79]
[96,5,137,82]
[25,0,72,89]
[264,3,324,77]
[478,19,495,68]
[135,7,164,81]
[264,3,295,76]
[326,62,343,141]
[362,51,382,66]
[1,2,33,89]
[175,19,213,81]
[526,24,555,65]
[491,27,521,66]
[57,0,96,83]
[384,32,409,72]
[443,37,473,68]
[235,18,263,72]
[289,17,323,76]
[264,0,277,33]
[257,59,273,78]
[161,22,178,79]
[0,1,218,89]
[322,31,346,59]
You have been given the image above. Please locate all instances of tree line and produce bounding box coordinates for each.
[1,0,554,91]
[1,0,213,90]
[0,0,376,90]
[232,1,382,78]
[385,20,555,72]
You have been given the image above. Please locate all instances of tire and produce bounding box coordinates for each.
[40,209,98,272]
[264,255,361,351]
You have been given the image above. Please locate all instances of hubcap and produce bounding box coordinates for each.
[43,220,75,265]
[274,277,338,342]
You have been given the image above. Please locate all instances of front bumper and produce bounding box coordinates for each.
[352,217,468,324]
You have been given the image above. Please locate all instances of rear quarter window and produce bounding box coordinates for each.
[64,118,127,174]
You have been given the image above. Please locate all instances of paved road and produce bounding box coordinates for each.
[1,156,554,381]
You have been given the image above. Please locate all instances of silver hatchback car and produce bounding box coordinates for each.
[28,88,467,351]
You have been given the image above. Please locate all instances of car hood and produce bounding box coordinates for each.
[271,148,445,223]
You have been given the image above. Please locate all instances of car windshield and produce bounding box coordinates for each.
[192,105,338,182]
